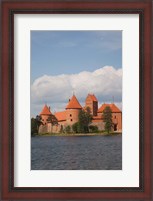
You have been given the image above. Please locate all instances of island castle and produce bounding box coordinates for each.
[38,94,122,133]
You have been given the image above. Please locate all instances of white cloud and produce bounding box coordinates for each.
[31,66,122,116]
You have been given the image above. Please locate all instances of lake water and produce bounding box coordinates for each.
[31,135,122,170]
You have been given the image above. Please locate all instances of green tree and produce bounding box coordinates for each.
[78,109,92,133]
[85,106,91,114]
[36,115,42,130]
[102,106,113,133]
[89,125,98,133]
[31,118,38,135]
[60,125,64,133]
[72,122,80,133]
[65,125,71,133]
[47,114,58,133]
[47,114,58,125]
[31,115,42,136]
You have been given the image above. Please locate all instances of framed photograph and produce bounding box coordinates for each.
[1,0,152,200]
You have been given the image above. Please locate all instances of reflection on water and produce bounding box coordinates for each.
[31,135,122,170]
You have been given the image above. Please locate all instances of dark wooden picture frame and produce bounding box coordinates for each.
[1,0,152,200]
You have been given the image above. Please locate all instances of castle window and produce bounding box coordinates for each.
[70,114,72,117]
[71,119,73,121]
[114,116,116,119]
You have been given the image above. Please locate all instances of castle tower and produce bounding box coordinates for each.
[39,104,52,124]
[85,94,98,116]
[65,95,82,125]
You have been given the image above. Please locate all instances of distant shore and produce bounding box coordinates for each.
[33,132,122,137]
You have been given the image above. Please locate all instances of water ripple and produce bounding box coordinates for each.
[31,135,122,170]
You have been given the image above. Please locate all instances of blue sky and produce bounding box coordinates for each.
[31,31,122,116]
[31,31,122,81]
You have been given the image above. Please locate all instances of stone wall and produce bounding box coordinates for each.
[90,121,105,131]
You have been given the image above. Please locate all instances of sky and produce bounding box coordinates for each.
[31,31,122,117]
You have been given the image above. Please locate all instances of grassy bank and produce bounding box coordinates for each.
[34,132,122,137]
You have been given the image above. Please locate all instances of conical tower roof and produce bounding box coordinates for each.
[40,104,52,115]
[66,95,82,109]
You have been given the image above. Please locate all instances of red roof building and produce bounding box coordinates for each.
[91,94,98,102]
[66,95,82,109]
[55,111,66,122]
[97,103,122,131]
[85,93,98,102]
[98,103,121,113]
[40,104,52,115]
[39,104,52,125]
[85,94,98,116]
[38,95,122,133]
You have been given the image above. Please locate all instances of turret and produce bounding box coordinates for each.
[39,104,52,124]
[85,94,98,116]
[65,95,82,125]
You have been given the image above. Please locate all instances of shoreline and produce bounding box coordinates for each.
[33,132,122,137]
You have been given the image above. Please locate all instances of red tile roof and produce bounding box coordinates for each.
[91,94,98,101]
[86,94,98,102]
[66,95,82,109]
[98,103,121,113]
[55,111,66,121]
[40,104,52,115]
[111,104,121,112]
